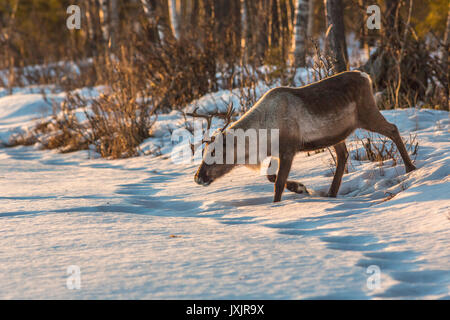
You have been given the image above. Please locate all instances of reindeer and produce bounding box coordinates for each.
[195,71,416,202]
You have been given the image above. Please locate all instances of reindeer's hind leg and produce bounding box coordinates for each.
[373,122,416,172]
[327,142,348,197]
[359,110,416,173]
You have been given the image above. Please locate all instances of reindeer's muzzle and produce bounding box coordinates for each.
[195,174,212,186]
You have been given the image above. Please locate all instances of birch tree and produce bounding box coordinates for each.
[168,0,180,40]
[292,0,309,67]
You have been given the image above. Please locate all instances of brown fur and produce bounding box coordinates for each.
[195,71,416,202]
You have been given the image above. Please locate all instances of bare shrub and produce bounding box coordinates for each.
[6,94,87,152]
[310,39,335,81]
[351,132,419,166]
[184,99,237,156]
[7,51,157,159]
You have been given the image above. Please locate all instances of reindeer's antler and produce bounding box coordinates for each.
[185,107,214,131]
[185,102,236,155]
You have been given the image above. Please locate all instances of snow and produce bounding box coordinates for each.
[0,83,449,299]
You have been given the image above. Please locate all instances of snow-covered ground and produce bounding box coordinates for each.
[0,84,449,299]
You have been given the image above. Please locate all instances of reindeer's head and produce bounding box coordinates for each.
[194,131,236,186]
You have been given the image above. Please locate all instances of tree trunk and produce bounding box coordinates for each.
[98,0,109,46]
[307,0,314,38]
[385,0,400,37]
[257,0,270,60]
[270,0,281,49]
[153,0,176,41]
[293,0,309,67]
[240,0,247,64]
[191,0,199,29]
[180,0,188,39]
[202,0,217,90]
[109,0,119,49]
[140,0,161,43]
[168,0,180,40]
[443,2,450,110]
[358,0,370,60]
[86,0,105,56]
[279,0,292,61]
[4,0,19,92]
[244,0,256,60]
[324,0,348,73]
[97,0,119,49]
[84,0,95,50]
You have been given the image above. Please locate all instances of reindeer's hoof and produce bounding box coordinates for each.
[287,182,309,194]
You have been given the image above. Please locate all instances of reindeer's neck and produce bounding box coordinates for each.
[229,100,268,131]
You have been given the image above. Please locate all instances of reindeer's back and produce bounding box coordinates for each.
[231,71,371,149]
[275,71,370,149]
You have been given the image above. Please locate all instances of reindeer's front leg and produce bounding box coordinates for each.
[327,142,348,197]
[274,153,294,202]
